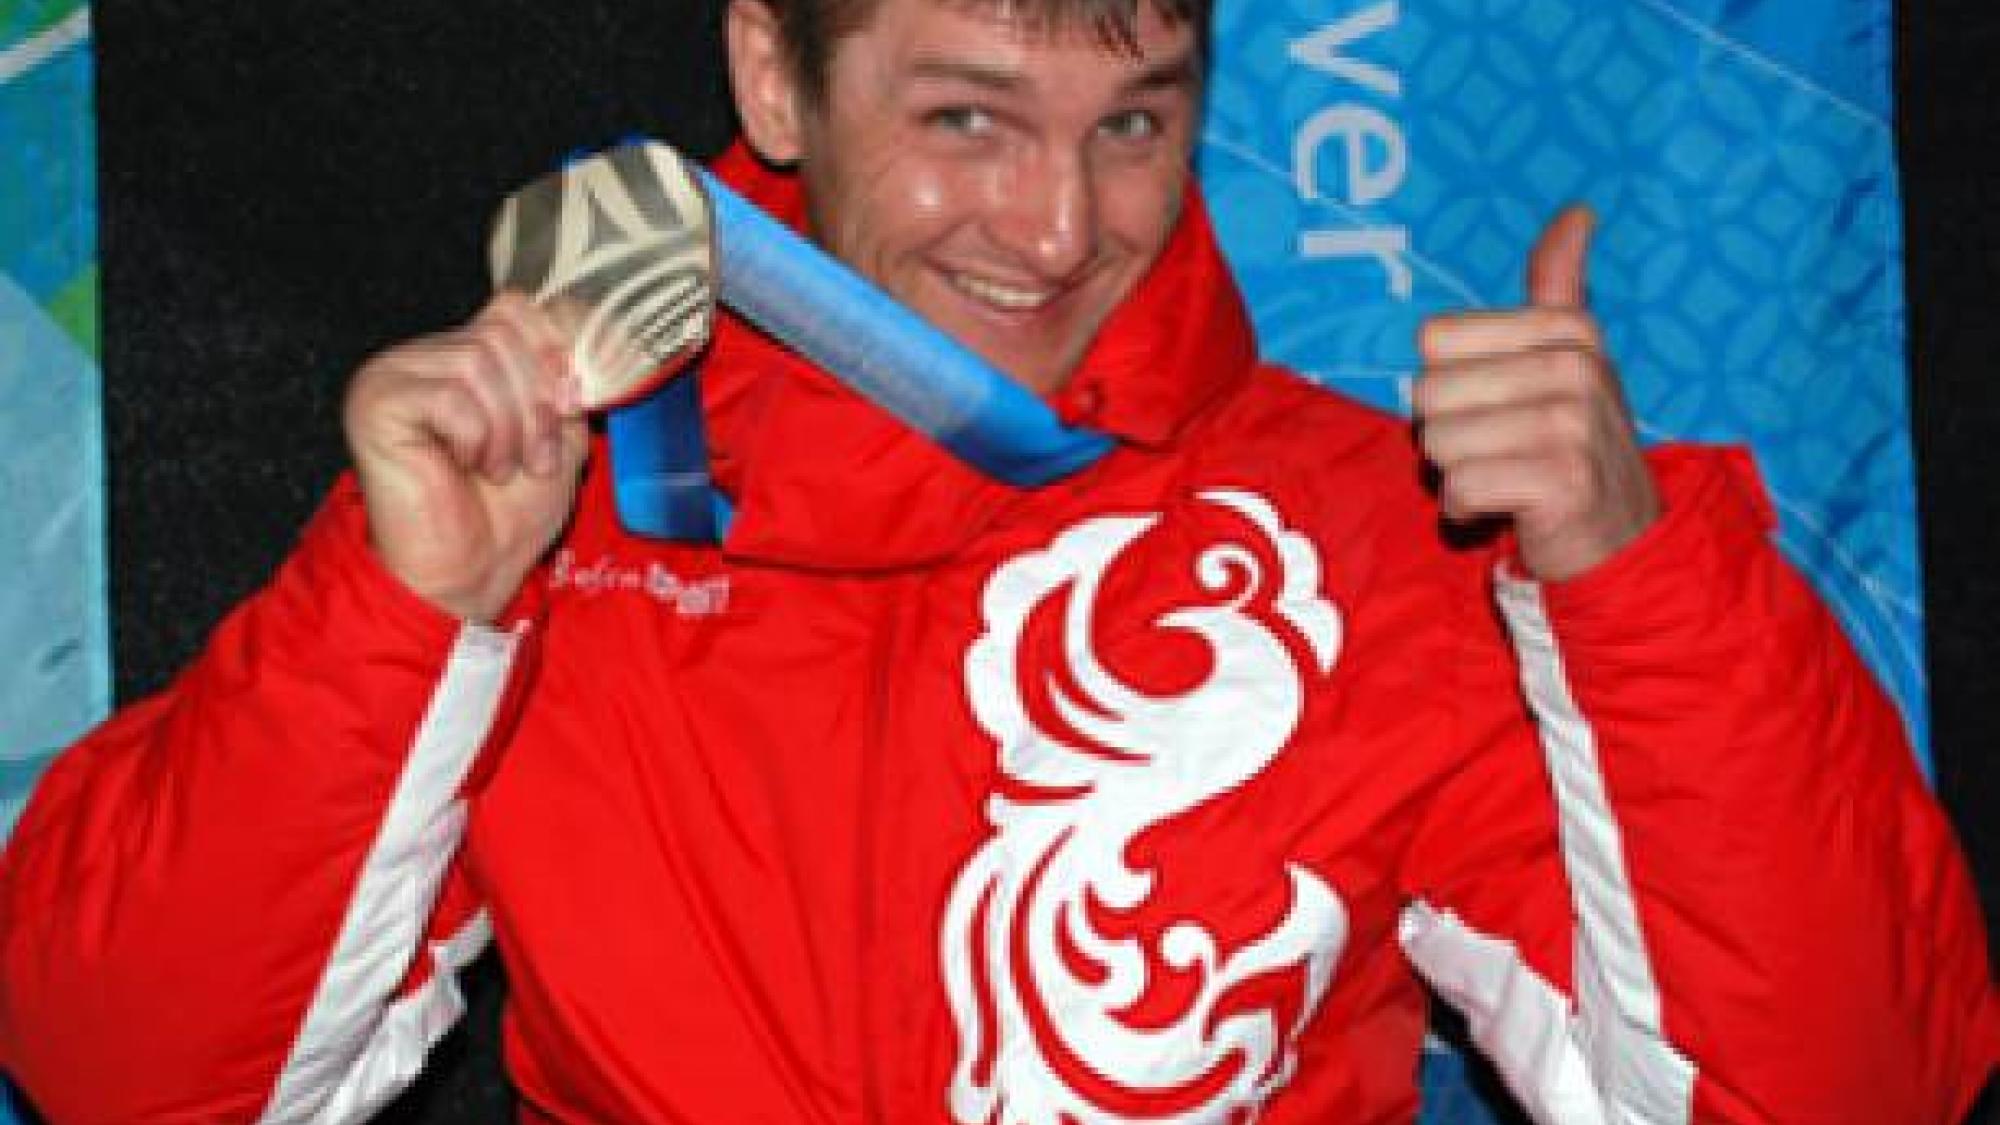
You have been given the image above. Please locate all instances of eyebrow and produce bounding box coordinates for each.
[906,50,1201,96]
[1131,54,1202,93]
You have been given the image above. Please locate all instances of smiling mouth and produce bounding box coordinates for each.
[949,271,1058,313]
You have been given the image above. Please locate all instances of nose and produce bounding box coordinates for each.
[989,147,1099,281]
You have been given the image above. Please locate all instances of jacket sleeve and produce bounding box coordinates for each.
[1397,446,1999,1124]
[0,478,537,1124]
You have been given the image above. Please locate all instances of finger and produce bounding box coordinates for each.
[475,301,588,479]
[1412,345,1605,419]
[417,377,496,476]
[552,410,591,477]
[479,313,567,478]
[351,339,495,469]
[465,306,575,483]
[446,329,534,484]
[1417,397,1591,472]
[1527,204,1595,309]
[1418,306,1600,364]
[1434,453,1581,525]
[484,292,581,419]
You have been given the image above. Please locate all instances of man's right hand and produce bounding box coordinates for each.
[343,292,589,623]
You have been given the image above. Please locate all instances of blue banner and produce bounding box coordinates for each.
[1197,0,1918,752]
[1196,0,1913,1118]
[0,1,105,837]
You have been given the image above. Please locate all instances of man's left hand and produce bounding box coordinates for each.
[1412,206,1660,582]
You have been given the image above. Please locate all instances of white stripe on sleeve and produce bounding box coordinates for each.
[1400,900,1607,1125]
[256,623,521,1125]
[1409,573,1697,1124]
[310,911,494,1125]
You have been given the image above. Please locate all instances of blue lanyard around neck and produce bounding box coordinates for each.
[609,168,1112,543]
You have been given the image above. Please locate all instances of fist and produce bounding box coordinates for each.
[343,292,589,622]
[1412,207,1659,582]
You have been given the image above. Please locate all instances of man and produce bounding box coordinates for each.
[1,0,1994,1121]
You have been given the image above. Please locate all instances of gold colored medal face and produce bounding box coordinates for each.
[488,142,718,409]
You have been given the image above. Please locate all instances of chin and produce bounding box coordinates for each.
[975,330,1093,396]
[992,357,1073,397]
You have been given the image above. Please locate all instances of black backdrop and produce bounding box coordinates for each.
[90,0,1998,1120]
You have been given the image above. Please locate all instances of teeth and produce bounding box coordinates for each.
[952,273,1051,311]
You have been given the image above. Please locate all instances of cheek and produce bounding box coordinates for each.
[1102,168,1186,253]
[846,158,991,255]
[902,169,954,221]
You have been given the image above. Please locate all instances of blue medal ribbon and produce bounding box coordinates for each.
[607,161,1111,542]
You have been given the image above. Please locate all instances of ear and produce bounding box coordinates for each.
[726,0,808,165]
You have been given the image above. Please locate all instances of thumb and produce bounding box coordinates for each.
[1526,204,1596,308]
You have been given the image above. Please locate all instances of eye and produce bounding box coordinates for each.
[1099,109,1162,141]
[924,105,996,136]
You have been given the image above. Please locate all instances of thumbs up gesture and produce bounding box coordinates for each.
[1412,207,1660,582]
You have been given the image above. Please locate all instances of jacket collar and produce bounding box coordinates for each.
[695,143,1256,569]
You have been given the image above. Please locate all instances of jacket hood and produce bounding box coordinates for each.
[694,142,1257,570]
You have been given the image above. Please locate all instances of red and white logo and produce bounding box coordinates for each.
[943,489,1348,1125]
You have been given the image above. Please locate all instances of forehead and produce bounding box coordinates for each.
[832,0,1197,84]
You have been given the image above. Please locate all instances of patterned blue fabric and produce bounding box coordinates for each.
[0,3,104,838]
[1196,0,1919,756]
[1194,1,1910,1120]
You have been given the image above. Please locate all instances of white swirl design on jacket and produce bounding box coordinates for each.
[944,489,1348,1125]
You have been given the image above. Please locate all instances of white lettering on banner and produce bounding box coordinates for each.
[548,549,730,616]
[1296,106,1406,206]
[1288,2,1414,299]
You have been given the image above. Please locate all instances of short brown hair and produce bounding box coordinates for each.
[763,0,1212,104]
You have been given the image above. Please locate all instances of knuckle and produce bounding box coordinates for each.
[482,291,537,332]
[459,333,521,389]
[1409,373,1442,417]
[1540,347,1600,399]
[341,363,380,414]
[345,338,432,412]
[460,320,504,359]
[1442,472,1488,517]
[440,353,493,398]
[487,289,529,315]
[432,378,483,422]
[1581,355,1613,396]
[1436,471,1467,513]
[1560,347,1598,386]
[488,314,531,358]
[1536,306,1597,342]
[531,403,560,442]
[1539,399,1591,447]
[512,297,561,340]
[1415,423,1447,465]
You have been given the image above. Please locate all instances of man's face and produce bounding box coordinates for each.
[781,0,1201,395]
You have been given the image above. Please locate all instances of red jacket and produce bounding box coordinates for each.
[3,150,1994,1125]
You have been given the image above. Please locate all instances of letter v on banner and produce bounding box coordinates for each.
[1288,2,1413,299]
